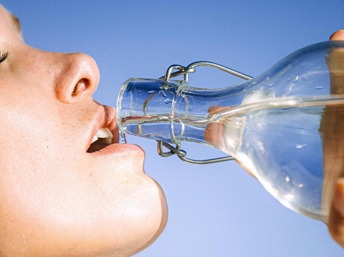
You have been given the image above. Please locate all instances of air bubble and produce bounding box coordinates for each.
[292,76,299,83]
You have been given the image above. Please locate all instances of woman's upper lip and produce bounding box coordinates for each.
[102,105,118,139]
[104,105,119,144]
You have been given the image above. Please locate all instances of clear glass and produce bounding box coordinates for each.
[116,41,344,222]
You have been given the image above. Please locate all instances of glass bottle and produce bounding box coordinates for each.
[116,41,344,222]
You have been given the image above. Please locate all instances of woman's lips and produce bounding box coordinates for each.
[86,105,119,153]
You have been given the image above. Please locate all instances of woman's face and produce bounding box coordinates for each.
[0,5,167,257]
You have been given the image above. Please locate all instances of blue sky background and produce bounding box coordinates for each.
[3,0,344,256]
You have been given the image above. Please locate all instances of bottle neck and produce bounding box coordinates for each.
[116,79,197,144]
[116,78,249,151]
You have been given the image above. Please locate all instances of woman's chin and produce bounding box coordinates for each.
[132,179,168,255]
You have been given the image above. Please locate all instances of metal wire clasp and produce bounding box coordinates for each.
[157,61,252,165]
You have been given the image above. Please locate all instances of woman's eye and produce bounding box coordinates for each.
[0,52,9,63]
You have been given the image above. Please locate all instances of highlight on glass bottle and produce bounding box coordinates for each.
[116,41,344,222]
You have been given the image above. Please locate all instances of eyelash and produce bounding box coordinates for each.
[0,51,9,63]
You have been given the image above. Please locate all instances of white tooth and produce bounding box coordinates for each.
[92,135,98,143]
[96,128,113,139]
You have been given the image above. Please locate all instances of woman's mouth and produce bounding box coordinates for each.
[85,105,124,154]
[87,128,114,153]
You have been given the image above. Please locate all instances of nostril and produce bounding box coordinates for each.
[72,78,89,97]
[54,52,100,103]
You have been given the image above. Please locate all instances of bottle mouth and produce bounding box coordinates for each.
[116,78,133,135]
[116,78,181,143]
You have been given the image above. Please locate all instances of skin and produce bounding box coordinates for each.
[0,5,167,257]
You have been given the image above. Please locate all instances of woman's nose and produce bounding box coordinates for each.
[54,52,100,103]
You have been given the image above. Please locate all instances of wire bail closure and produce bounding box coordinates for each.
[156,61,252,165]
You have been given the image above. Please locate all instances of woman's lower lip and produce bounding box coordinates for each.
[89,143,144,157]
